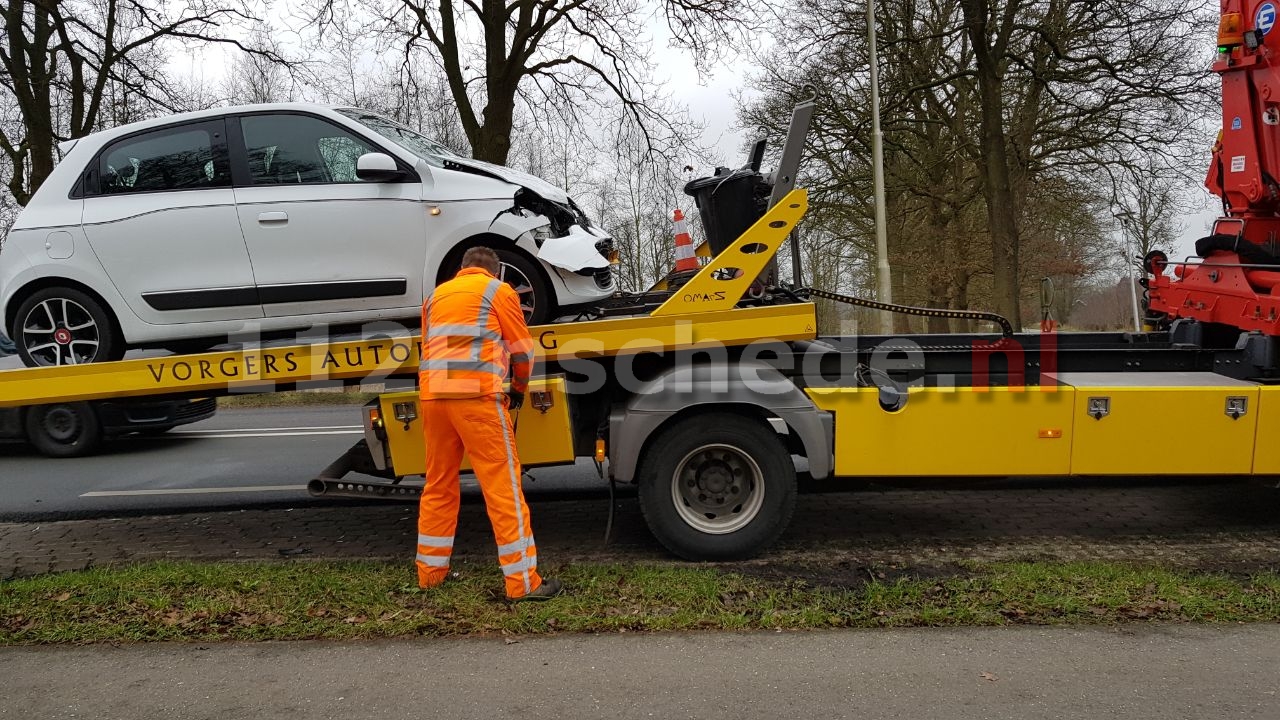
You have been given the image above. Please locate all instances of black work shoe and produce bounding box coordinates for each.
[515,577,563,602]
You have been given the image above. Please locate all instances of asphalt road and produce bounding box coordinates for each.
[0,404,609,521]
[6,625,1280,719]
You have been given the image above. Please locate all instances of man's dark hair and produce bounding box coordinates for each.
[461,246,501,276]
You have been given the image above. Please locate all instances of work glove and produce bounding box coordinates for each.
[507,389,525,411]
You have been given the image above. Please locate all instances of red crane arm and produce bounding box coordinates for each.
[1147,0,1280,335]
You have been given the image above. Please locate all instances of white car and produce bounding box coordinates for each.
[0,103,615,367]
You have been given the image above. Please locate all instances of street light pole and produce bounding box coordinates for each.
[1113,211,1142,334]
[868,0,893,334]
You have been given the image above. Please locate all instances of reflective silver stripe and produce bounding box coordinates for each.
[476,279,501,325]
[501,554,538,576]
[509,351,531,365]
[428,324,501,340]
[470,279,503,364]
[496,535,534,556]
[416,553,450,567]
[497,395,532,594]
[418,534,453,548]
[417,359,505,374]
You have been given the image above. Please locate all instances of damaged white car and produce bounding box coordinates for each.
[0,103,615,367]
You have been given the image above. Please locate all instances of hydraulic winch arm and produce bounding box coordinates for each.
[1146,0,1280,337]
[1207,1,1280,221]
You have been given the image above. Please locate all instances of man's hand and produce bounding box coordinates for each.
[507,389,525,411]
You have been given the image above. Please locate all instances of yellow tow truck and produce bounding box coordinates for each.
[3,97,1278,560]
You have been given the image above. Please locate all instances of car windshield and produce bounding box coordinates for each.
[337,109,459,168]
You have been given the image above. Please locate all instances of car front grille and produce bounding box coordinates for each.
[576,237,614,289]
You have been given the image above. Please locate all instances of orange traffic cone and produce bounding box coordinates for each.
[673,208,699,272]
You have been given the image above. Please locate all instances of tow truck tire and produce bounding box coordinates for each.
[637,413,797,561]
[24,402,103,458]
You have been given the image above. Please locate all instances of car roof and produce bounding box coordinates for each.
[82,103,356,145]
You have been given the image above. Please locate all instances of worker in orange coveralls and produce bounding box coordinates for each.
[415,246,562,601]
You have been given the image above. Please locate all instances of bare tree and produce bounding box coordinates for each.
[573,108,699,292]
[1070,278,1138,330]
[224,27,293,104]
[304,0,738,165]
[0,151,18,245]
[1111,159,1186,276]
[1,0,282,205]
[742,0,1212,328]
[961,0,1215,322]
[959,0,1024,323]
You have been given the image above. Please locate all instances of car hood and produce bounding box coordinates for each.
[445,157,570,204]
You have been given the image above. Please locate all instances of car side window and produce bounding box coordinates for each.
[97,122,228,195]
[239,114,378,185]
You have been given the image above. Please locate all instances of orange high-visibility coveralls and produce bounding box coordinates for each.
[415,266,541,598]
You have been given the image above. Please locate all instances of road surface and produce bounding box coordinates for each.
[0,404,608,521]
[4,625,1279,719]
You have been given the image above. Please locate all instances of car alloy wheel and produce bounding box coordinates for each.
[21,297,102,366]
[498,261,537,323]
[13,287,122,368]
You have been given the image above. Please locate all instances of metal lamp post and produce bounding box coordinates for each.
[868,0,893,333]
[1113,211,1142,333]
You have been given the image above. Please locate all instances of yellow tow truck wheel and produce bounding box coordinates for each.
[636,412,797,561]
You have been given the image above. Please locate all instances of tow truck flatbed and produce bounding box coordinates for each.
[0,192,814,409]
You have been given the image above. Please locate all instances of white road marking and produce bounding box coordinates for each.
[174,425,363,434]
[81,485,307,497]
[159,430,364,439]
[124,425,365,440]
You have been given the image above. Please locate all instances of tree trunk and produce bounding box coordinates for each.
[926,278,951,334]
[473,92,515,164]
[4,0,58,204]
[949,270,973,333]
[962,0,1023,325]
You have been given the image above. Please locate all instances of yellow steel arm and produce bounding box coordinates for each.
[0,303,817,407]
[652,189,807,316]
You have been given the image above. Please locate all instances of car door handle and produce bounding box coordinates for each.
[258,211,288,225]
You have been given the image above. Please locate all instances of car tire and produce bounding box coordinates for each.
[493,248,555,325]
[636,413,798,561]
[25,402,104,458]
[14,287,123,367]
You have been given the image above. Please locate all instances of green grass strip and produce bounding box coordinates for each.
[217,391,380,408]
[2,561,1279,644]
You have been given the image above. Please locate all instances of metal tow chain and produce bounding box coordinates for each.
[797,287,1016,339]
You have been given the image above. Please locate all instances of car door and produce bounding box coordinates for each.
[229,112,427,320]
[81,118,263,325]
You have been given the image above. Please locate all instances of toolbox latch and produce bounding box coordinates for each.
[393,401,418,429]
[1087,397,1110,420]
[1225,396,1249,420]
[530,390,553,414]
